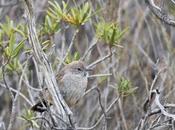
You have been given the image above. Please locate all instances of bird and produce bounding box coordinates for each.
[31,60,90,112]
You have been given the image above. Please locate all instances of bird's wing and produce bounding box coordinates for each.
[31,87,53,112]
[56,68,65,81]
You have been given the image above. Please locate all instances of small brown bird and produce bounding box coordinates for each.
[31,60,90,112]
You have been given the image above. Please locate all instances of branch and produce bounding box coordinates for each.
[87,51,114,69]
[145,0,175,27]
[0,0,20,8]
[57,29,79,70]
[77,96,119,130]
[2,58,14,100]
[95,87,108,128]
[23,0,72,127]
[0,83,32,106]
[88,73,112,78]
[152,89,175,120]
[81,38,97,61]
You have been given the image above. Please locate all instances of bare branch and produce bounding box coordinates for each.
[153,89,175,120]
[23,0,72,127]
[87,51,115,69]
[0,0,20,8]
[0,83,32,106]
[57,29,79,70]
[88,73,112,78]
[145,0,175,27]
[81,38,97,61]
[77,96,119,130]
[7,60,28,130]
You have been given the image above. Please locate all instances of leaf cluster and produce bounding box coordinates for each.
[0,17,27,71]
[48,1,92,26]
[117,77,137,96]
[65,51,80,64]
[96,22,127,46]
[19,109,39,128]
[41,15,60,36]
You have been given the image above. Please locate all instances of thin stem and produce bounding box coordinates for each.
[81,38,97,61]
[57,29,79,70]
[88,73,112,78]
[87,51,114,69]
[76,96,119,130]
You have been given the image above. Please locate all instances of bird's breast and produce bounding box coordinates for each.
[59,74,88,106]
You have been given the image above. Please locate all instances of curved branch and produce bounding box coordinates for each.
[145,0,175,27]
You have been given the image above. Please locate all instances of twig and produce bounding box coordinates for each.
[150,119,172,129]
[137,45,155,67]
[118,97,128,130]
[145,0,175,27]
[143,61,167,112]
[171,0,175,4]
[140,89,175,130]
[23,68,41,104]
[7,59,28,130]
[152,89,175,120]
[88,73,112,78]
[84,86,97,96]
[84,86,108,128]
[32,116,53,129]
[148,115,161,130]
[135,115,148,130]
[23,78,42,91]
[81,38,98,61]
[57,29,79,70]
[95,87,108,128]
[172,120,175,130]
[149,64,166,93]
[145,103,175,117]
[0,0,20,8]
[76,96,119,130]
[87,51,114,69]
[2,58,14,100]
[0,83,33,106]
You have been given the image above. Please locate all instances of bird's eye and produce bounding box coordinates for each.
[77,67,82,71]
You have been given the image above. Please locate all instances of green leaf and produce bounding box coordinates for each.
[31,120,39,128]
[9,34,15,56]
[48,1,92,26]
[65,53,72,64]
[46,15,52,29]
[0,17,14,37]
[4,47,10,57]
[73,52,80,60]
[81,3,91,23]
[41,14,60,35]
[117,77,137,96]
[62,1,68,11]
[96,21,127,45]
[47,9,58,19]
[7,62,15,71]
[14,28,25,38]
[19,109,39,128]
[13,58,18,69]
[12,38,25,58]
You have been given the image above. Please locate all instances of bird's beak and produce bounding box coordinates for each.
[83,68,92,77]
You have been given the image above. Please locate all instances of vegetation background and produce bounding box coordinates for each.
[0,0,175,130]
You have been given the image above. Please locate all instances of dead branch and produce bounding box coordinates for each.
[23,0,73,128]
[145,0,175,27]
